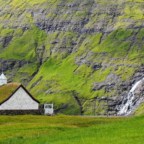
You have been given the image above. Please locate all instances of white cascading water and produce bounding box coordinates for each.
[118,78,144,116]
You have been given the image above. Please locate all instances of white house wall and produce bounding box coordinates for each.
[0,87,39,110]
[0,79,7,86]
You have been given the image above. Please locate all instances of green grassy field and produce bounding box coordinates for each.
[1,0,144,115]
[0,115,144,144]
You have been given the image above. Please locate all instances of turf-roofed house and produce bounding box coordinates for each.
[0,73,41,115]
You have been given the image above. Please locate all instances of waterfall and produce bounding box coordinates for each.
[118,78,144,116]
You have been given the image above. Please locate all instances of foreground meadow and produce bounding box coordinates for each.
[0,115,144,144]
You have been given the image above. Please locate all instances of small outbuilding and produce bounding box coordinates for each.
[44,104,54,115]
[0,83,40,114]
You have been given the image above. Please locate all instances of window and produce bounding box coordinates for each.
[44,104,53,109]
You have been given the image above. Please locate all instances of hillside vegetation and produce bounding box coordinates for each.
[0,0,144,115]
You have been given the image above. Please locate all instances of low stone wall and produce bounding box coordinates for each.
[0,110,41,115]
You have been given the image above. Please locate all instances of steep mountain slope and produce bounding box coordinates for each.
[0,0,144,115]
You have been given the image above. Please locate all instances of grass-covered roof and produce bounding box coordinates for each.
[0,83,20,104]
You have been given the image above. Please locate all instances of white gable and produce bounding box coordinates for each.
[0,87,39,110]
[0,73,7,86]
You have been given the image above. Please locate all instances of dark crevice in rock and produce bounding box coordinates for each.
[29,76,43,90]
[125,28,141,59]
[72,90,84,115]
[2,36,13,48]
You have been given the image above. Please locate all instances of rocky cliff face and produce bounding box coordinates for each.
[0,0,144,115]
